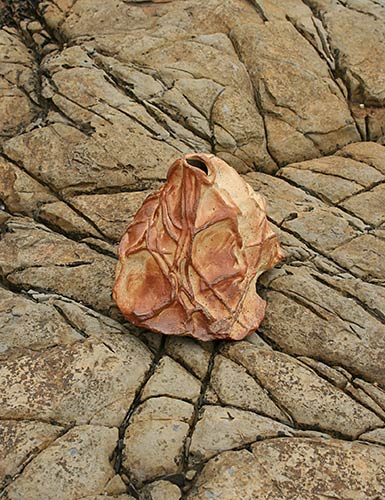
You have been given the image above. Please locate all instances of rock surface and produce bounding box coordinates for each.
[0,0,385,498]
[187,438,385,499]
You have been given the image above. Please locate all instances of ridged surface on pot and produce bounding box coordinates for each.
[113,153,284,340]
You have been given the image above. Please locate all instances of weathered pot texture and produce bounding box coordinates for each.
[113,153,284,341]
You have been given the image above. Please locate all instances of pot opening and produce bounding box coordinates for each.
[186,157,208,174]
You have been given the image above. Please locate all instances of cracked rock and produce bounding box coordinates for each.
[1,0,385,497]
[123,396,194,484]
[189,405,294,464]
[187,437,385,499]
[0,28,40,138]
[223,342,383,437]
[0,217,116,313]
[209,355,289,422]
[142,355,202,403]
[142,480,182,500]
[0,420,64,486]
[0,336,152,426]
[3,425,118,500]
[0,286,81,359]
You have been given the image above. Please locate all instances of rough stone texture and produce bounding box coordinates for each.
[1,0,385,498]
[360,427,385,446]
[189,405,295,464]
[142,355,201,403]
[142,481,182,500]
[165,336,212,379]
[0,28,39,138]
[122,397,194,484]
[0,286,81,359]
[209,354,290,422]
[4,425,119,500]
[223,342,383,438]
[0,217,116,313]
[0,334,152,427]
[81,497,133,500]
[71,191,152,241]
[187,438,385,499]
[0,420,64,486]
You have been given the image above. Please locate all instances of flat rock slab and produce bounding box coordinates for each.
[187,438,385,499]
[3,425,120,500]
[0,0,385,498]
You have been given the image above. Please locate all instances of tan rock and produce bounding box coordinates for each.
[298,357,349,389]
[104,475,128,495]
[187,448,277,500]
[246,170,367,244]
[223,342,383,437]
[4,425,118,500]
[336,141,385,175]
[0,420,63,484]
[278,155,383,204]
[165,337,212,379]
[231,16,359,165]
[322,4,385,107]
[0,287,82,359]
[309,3,385,142]
[210,355,289,422]
[50,0,362,170]
[0,211,10,227]
[81,237,119,258]
[185,470,196,481]
[0,29,39,137]
[262,266,385,385]
[37,201,102,238]
[0,217,116,313]
[345,384,385,421]
[360,428,385,446]
[143,480,182,500]
[340,183,385,226]
[81,496,133,500]
[282,206,360,252]
[123,397,194,484]
[0,157,55,215]
[91,23,273,172]
[0,337,152,426]
[245,332,272,349]
[310,269,385,323]
[331,233,385,281]
[71,191,153,241]
[39,48,188,178]
[113,153,284,341]
[2,0,385,494]
[204,386,220,404]
[187,438,385,499]
[36,293,126,339]
[189,405,294,464]
[2,124,138,198]
[245,171,323,225]
[354,379,385,411]
[142,355,202,403]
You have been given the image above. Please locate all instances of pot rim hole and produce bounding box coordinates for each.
[185,157,209,174]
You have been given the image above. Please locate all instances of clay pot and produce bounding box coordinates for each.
[113,153,284,341]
